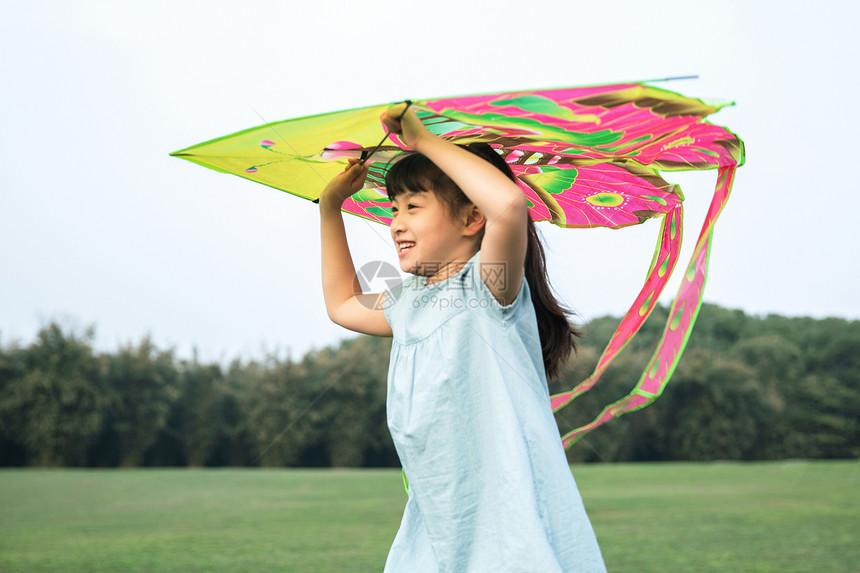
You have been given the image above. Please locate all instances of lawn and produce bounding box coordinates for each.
[0,461,857,572]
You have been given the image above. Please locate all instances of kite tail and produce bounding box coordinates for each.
[560,165,737,449]
[550,203,683,412]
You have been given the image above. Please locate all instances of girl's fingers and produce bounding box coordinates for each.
[348,162,368,182]
[382,107,404,134]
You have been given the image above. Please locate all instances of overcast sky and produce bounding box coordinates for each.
[1,0,857,362]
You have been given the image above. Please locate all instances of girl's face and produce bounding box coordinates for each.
[390,190,475,280]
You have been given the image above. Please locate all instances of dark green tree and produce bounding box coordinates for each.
[102,338,179,467]
[318,336,393,467]
[0,323,105,466]
[241,352,322,467]
[0,339,27,465]
[172,359,226,467]
[662,349,778,460]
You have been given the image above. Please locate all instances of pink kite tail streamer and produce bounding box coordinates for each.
[551,203,684,412]
[560,165,737,448]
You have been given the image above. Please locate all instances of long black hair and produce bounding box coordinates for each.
[385,142,581,381]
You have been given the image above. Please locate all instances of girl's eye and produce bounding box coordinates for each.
[408,204,417,209]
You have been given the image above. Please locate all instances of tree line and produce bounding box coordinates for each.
[0,304,857,467]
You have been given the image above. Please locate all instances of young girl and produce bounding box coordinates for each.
[319,105,606,572]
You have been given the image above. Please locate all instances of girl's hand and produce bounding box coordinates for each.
[320,158,369,205]
[382,104,432,151]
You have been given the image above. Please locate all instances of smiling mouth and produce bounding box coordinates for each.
[397,241,415,254]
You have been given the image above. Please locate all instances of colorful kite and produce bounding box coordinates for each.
[171,81,744,448]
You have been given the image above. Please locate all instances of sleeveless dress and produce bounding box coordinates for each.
[383,250,606,573]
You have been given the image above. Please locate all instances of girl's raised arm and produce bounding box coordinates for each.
[319,158,392,337]
[383,106,529,306]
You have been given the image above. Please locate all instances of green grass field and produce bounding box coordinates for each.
[1,461,857,572]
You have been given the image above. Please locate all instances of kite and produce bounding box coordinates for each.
[170,81,745,448]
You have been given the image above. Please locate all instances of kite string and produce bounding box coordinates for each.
[248,357,355,467]
[249,106,329,185]
[251,105,397,252]
[242,103,412,460]
[248,380,336,466]
[359,100,412,165]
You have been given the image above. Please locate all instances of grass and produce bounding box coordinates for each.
[0,461,857,572]
[574,461,859,572]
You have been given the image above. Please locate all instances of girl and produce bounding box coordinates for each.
[319,104,606,572]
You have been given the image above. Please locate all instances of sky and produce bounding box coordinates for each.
[1,0,858,363]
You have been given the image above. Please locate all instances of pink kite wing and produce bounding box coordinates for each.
[513,162,680,228]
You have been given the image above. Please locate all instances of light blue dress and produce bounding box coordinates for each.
[383,251,606,573]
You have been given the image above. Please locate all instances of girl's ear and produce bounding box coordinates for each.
[461,205,487,237]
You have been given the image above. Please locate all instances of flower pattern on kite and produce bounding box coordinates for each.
[171,82,744,447]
